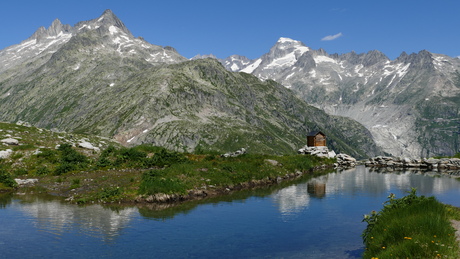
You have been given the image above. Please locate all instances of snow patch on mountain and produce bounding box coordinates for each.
[314,55,337,64]
[241,59,262,73]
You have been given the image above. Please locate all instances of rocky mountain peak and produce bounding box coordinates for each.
[361,50,388,67]
[273,37,309,52]
[191,53,218,60]
[74,9,133,37]
[27,18,72,42]
[395,50,434,70]
[99,9,129,32]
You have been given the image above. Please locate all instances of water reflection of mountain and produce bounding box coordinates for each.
[271,185,311,219]
[15,196,137,241]
[271,166,460,218]
[327,166,460,196]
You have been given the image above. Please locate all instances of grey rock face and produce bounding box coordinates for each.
[223,37,460,158]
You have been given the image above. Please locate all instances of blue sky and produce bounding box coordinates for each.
[1,0,459,60]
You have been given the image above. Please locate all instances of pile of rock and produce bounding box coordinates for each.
[298,146,336,158]
[335,153,357,168]
[221,148,246,158]
[297,145,356,168]
[365,156,460,170]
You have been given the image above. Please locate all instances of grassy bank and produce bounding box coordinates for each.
[0,141,335,204]
[362,188,460,258]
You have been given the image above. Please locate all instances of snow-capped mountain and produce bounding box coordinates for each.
[0,9,185,75]
[224,37,460,158]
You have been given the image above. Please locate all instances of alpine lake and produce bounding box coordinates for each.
[1,166,460,259]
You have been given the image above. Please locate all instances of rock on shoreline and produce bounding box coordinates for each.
[298,146,357,168]
[365,156,460,171]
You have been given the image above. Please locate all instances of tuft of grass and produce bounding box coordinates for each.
[362,188,459,258]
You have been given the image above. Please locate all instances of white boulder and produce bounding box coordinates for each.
[1,138,19,145]
[0,149,13,159]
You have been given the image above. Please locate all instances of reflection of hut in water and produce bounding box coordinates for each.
[307,179,326,198]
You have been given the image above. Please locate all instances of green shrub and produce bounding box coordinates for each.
[148,148,187,167]
[115,147,147,165]
[35,148,59,163]
[35,166,50,175]
[14,168,28,176]
[54,144,88,175]
[0,169,17,188]
[58,144,87,164]
[55,162,74,175]
[362,188,459,258]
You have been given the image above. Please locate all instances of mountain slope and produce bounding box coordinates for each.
[224,38,460,157]
[0,11,380,157]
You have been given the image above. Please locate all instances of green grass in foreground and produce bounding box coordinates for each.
[362,188,460,258]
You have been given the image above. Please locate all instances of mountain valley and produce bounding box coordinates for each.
[0,10,380,158]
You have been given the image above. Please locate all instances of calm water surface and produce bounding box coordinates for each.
[1,166,460,258]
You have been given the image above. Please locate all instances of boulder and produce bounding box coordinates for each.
[221,148,246,158]
[336,153,357,167]
[265,159,280,166]
[0,149,13,159]
[1,138,19,145]
[298,146,336,158]
[15,178,38,186]
[78,140,100,152]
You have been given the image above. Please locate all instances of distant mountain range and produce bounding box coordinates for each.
[0,10,380,158]
[219,38,460,158]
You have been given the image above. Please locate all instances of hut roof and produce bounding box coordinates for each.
[307,131,325,137]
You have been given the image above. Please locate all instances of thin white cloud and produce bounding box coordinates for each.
[321,32,343,41]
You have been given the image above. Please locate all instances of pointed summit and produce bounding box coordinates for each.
[95,9,132,35]
[48,19,72,36]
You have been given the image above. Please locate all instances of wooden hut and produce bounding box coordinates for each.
[307,131,326,147]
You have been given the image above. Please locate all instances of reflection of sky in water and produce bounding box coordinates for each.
[271,166,460,219]
[16,199,137,242]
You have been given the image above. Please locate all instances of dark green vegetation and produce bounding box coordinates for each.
[362,188,460,258]
[0,122,334,203]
